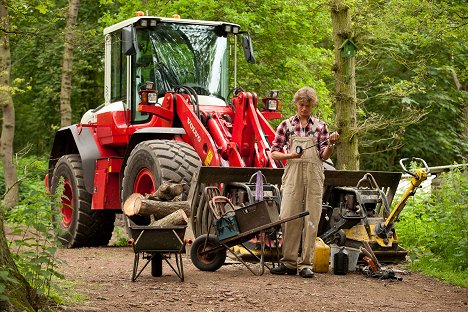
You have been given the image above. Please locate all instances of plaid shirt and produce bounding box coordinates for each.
[271,115,330,159]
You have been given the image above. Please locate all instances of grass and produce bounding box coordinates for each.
[407,255,468,287]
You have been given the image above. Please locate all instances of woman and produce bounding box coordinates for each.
[270,87,339,278]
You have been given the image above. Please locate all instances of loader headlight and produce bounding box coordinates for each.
[147,92,157,104]
[267,99,279,110]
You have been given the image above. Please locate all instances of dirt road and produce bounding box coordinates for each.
[54,246,467,312]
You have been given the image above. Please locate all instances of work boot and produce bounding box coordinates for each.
[270,263,297,275]
[299,267,314,278]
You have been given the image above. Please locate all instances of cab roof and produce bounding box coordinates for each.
[104,16,240,35]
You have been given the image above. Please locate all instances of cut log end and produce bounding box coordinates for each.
[123,193,144,216]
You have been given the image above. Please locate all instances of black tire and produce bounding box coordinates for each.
[121,140,201,225]
[190,234,226,271]
[151,253,163,277]
[50,154,115,248]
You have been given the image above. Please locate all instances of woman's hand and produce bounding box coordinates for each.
[290,151,303,159]
[329,131,340,144]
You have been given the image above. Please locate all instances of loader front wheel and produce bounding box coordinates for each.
[190,234,226,271]
[121,140,201,225]
[50,154,115,248]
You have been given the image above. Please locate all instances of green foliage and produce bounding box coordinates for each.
[396,166,468,286]
[354,0,468,170]
[8,0,468,170]
[4,157,64,298]
[111,226,129,247]
[10,0,106,155]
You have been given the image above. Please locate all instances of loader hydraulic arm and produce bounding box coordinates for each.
[231,91,276,168]
[174,93,222,167]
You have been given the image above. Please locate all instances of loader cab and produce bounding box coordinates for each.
[103,16,253,124]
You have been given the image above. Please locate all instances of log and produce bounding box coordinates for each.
[123,193,144,217]
[150,209,188,226]
[147,181,186,201]
[123,195,191,218]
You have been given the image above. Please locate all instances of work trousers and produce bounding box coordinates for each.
[280,136,324,271]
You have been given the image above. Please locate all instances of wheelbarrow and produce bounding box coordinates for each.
[127,217,187,282]
[190,195,309,275]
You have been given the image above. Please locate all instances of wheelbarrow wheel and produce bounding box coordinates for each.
[151,253,163,277]
[191,234,226,271]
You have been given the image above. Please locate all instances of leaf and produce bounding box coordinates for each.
[0,294,10,303]
[35,3,48,14]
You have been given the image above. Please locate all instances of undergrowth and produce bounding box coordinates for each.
[2,156,67,305]
[396,165,467,287]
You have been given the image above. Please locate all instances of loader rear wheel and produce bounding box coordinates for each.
[121,140,201,225]
[190,234,226,271]
[50,154,115,248]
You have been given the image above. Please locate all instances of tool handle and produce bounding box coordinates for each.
[399,158,430,177]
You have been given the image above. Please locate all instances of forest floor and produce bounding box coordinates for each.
[47,222,467,312]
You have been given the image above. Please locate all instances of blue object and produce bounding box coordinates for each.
[215,215,240,240]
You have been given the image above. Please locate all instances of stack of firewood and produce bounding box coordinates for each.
[123,181,194,242]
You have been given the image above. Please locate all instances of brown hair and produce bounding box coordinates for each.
[293,87,318,106]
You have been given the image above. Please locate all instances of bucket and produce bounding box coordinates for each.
[312,237,330,273]
[330,245,360,272]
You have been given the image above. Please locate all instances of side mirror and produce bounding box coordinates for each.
[242,33,256,64]
[122,26,136,55]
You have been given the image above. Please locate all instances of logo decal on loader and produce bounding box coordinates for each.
[187,117,201,143]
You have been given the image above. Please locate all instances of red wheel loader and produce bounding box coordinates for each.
[45,13,283,248]
[46,13,416,265]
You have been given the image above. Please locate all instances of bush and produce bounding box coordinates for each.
[396,165,468,286]
[4,156,64,298]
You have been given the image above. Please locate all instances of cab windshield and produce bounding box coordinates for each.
[133,22,229,105]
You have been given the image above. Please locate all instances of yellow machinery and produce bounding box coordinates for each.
[320,158,430,262]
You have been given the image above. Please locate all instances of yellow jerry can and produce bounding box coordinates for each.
[312,237,330,273]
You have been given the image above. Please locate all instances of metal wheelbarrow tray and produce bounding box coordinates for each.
[128,223,186,282]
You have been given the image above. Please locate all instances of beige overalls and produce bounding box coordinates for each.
[280,121,324,271]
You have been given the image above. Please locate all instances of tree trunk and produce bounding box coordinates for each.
[59,0,80,127]
[330,0,359,170]
[0,0,17,209]
[0,4,42,310]
[0,214,37,311]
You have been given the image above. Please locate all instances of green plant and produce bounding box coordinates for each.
[111,225,130,247]
[396,165,468,286]
[5,157,64,299]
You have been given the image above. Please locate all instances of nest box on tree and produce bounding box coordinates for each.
[339,39,358,58]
